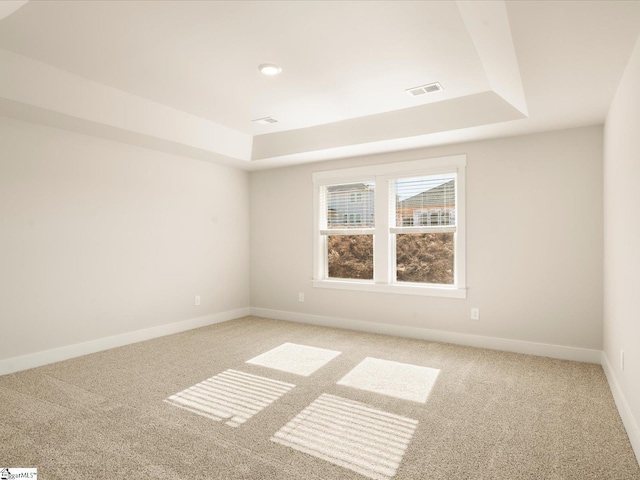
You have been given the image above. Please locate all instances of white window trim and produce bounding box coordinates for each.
[312,155,466,298]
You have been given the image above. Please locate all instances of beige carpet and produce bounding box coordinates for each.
[1,316,638,479]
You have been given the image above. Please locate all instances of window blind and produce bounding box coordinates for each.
[320,181,375,235]
[392,174,456,232]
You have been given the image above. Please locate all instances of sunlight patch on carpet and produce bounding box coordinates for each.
[246,342,341,376]
[271,393,418,480]
[164,369,295,427]
[337,357,440,403]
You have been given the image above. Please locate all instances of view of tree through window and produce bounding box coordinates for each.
[327,233,454,283]
[328,235,374,279]
[396,233,454,284]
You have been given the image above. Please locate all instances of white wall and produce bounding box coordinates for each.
[0,116,250,362]
[250,126,603,351]
[603,35,640,458]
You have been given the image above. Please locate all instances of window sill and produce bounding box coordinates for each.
[312,279,467,298]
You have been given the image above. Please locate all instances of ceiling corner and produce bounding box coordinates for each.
[456,0,528,117]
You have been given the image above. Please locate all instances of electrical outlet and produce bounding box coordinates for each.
[470,308,480,320]
[621,350,625,371]
[195,295,201,306]
[298,292,304,302]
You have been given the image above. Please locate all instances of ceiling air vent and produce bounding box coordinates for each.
[252,117,278,125]
[405,82,443,97]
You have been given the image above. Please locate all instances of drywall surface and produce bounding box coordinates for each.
[250,126,603,350]
[604,35,640,458]
[0,116,250,361]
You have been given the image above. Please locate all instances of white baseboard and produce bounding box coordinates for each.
[0,307,250,376]
[249,307,602,363]
[601,351,640,463]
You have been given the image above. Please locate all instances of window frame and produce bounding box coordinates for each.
[316,177,376,282]
[312,155,466,298]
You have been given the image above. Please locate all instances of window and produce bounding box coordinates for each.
[349,192,363,203]
[319,182,375,280]
[393,175,456,285]
[313,155,466,298]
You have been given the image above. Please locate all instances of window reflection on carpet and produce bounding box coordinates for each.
[271,393,418,480]
[246,342,341,376]
[337,357,440,403]
[165,369,295,427]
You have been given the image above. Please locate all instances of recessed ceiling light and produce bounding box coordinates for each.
[259,63,282,76]
[406,82,443,97]
[252,116,278,125]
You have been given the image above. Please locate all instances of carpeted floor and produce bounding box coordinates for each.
[1,316,638,479]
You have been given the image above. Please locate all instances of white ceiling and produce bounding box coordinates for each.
[0,0,639,170]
